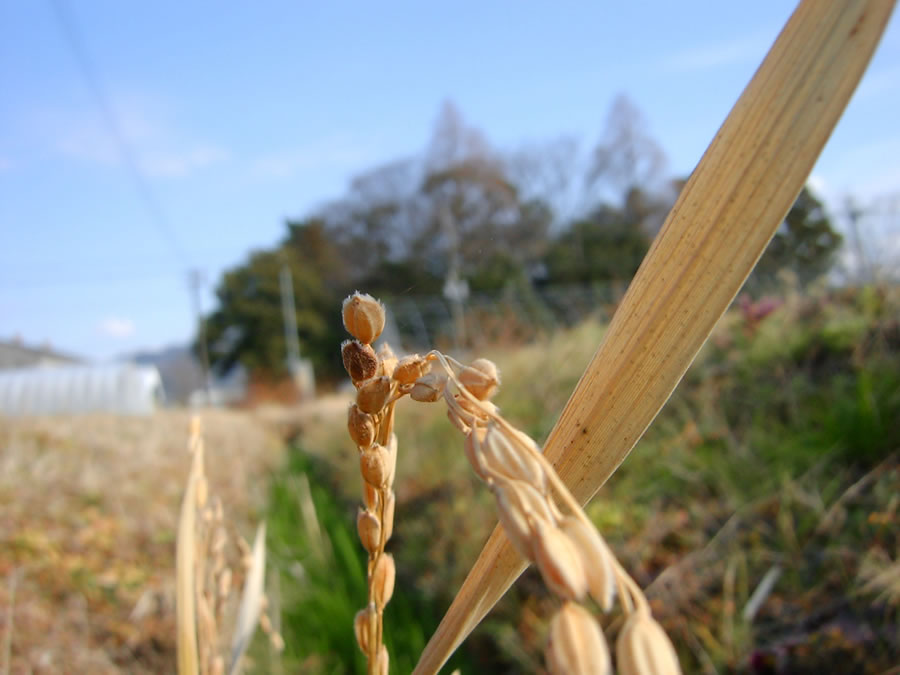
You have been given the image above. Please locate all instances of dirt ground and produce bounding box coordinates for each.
[0,409,284,674]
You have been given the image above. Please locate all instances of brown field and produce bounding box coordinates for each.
[0,410,285,674]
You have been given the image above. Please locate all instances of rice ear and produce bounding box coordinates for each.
[411,2,895,673]
[229,522,267,675]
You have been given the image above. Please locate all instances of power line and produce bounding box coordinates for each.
[48,0,189,267]
[1,270,192,291]
[48,0,213,384]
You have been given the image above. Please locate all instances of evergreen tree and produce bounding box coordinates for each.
[748,186,843,290]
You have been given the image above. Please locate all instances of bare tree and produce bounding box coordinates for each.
[424,100,492,173]
[586,94,667,203]
[505,136,581,227]
[838,191,900,283]
[418,102,520,274]
[315,158,424,279]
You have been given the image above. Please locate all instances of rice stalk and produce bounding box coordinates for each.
[424,349,679,673]
[176,417,282,675]
[176,422,201,675]
[229,522,267,675]
[340,293,403,675]
[409,1,896,672]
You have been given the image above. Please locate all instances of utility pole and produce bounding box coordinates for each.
[188,268,212,400]
[279,264,314,399]
[844,197,871,283]
[279,264,302,372]
[440,204,469,351]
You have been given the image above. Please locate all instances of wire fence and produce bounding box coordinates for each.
[382,281,632,354]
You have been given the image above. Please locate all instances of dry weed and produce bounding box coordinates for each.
[0,409,282,673]
[175,417,283,675]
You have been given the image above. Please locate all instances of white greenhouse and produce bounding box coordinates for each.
[0,363,165,416]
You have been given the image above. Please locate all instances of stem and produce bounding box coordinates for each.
[363,400,396,674]
[379,400,397,446]
[367,554,378,675]
[376,485,387,656]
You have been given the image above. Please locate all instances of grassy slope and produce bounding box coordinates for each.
[268,284,899,673]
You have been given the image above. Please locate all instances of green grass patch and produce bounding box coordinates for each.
[257,449,475,674]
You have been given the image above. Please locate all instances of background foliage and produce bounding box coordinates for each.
[268,283,899,673]
[198,99,843,384]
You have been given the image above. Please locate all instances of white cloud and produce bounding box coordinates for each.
[807,174,827,195]
[39,91,228,178]
[56,120,118,165]
[250,134,379,179]
[141,145,229,178]
[818,136,900,203]
[665,32,772,73]
[860,167,900,200]
[99,317,136,338]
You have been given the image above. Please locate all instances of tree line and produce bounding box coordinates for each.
[198,97,842,382]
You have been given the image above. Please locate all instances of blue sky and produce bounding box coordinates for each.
[1,2,898,361]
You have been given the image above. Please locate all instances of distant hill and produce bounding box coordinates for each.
[0,338,82,370]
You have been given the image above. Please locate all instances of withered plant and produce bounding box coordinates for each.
[176,417,283,675]
[338,2,894,673]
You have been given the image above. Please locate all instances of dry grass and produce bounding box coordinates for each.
[0,409,283,674]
